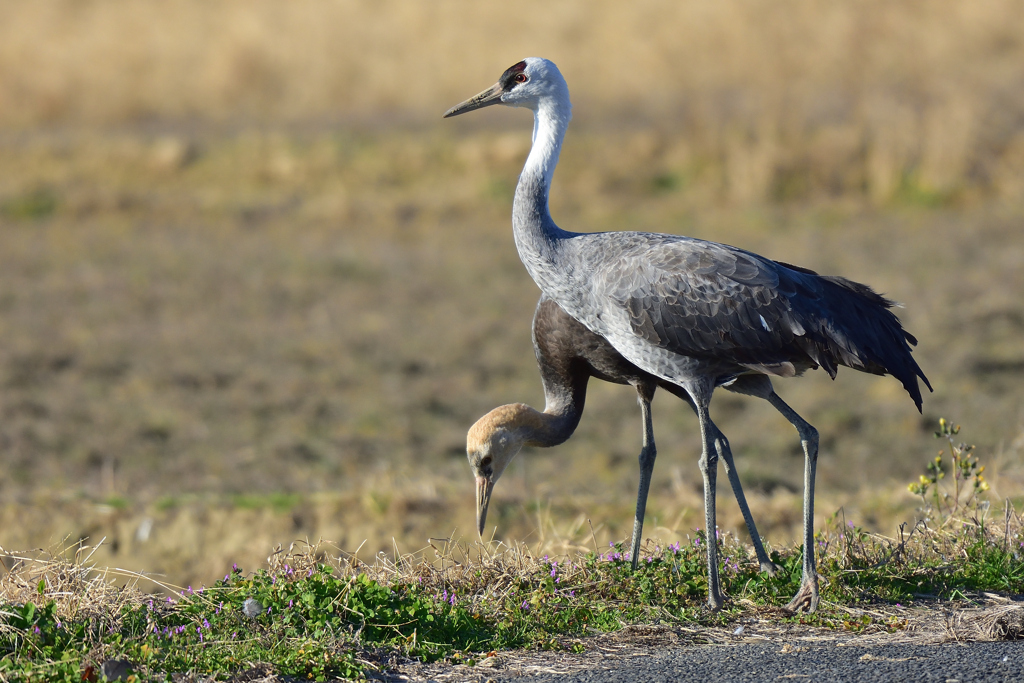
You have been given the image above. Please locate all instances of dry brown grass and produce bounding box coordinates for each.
[1,1,1024,589]
[1,125,1023,585]
[1,125,1023,588]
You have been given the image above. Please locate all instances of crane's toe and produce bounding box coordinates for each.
[760,559,782,577]
[783,580,820,613]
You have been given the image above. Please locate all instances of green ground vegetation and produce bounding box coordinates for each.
[2,510,1020,681]
[3,422,1022,681]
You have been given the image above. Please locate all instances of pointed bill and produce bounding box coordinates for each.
[444,83,503,118]
[475,475,495,536]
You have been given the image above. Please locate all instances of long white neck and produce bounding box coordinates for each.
[523,98,570,195]
[513,95,574,294]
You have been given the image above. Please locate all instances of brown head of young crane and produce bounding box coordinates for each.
[447,58,930,612]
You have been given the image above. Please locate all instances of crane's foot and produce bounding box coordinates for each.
[760,559,781,577]
[784,579,820,613]
[705,590,727,613]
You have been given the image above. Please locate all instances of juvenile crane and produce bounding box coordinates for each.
[445,58,930,612]
[469,294,830,576]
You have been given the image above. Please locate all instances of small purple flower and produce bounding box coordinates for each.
[32,625,40,635]
[288,599,293,608]
[233,563,238,570]
[232,631,237,639]
[203,619,210,629]
[521,600,529,610]
[847,521,855,528]
[267,607,272,615]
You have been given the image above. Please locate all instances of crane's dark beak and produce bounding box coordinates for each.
[475,475,495,536]
[444,83,503,118]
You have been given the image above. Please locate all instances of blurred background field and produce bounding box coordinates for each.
[1,0,1024,590]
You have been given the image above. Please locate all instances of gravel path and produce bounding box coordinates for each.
[496,641,1023,682]
[386,600,1024,682]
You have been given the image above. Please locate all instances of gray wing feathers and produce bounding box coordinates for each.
[588,236,927,408]
[612,241,803,365]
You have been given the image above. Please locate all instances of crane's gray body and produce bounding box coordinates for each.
[516,175,928,410]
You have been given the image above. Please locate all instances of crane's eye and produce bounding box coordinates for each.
[514,73,528,84]
[480,456,492,468]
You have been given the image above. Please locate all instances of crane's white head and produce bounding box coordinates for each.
[465,403,542,536]
[444,58,570,118]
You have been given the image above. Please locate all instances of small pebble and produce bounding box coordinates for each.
[242,598,264,618]
[100,659,134,682]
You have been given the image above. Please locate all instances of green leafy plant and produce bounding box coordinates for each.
[908,418,989,524]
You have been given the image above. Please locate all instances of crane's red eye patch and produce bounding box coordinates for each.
[499,60,530,90]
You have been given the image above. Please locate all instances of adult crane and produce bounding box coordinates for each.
[445,58,930,612]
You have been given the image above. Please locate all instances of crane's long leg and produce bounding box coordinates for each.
[628,384,778,575]
[692,390,726,611]
[717,434,779,575]
[766,391,820,612]
[629,384,657,571]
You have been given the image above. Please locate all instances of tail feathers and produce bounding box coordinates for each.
[813,276,932,412]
